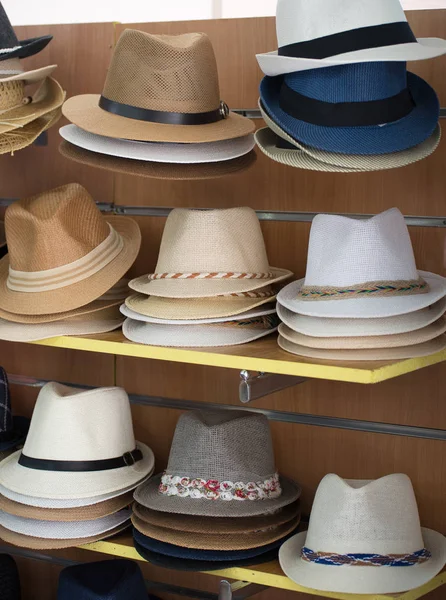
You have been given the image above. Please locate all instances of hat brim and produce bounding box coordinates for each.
[134,473,301,517]
[123,318,278,348]
[260,73,439,155]
[278,318,446,350]
[0,298,124,324]
[59,140,257,181]
[125,293,277,320]
[129,269,292,298]
[277,297,446,338]
[133,539,280,571]
[62,94,255,143]
[279,528,446,594]
[0,416,29,452]
[278,272,446,318]
[0,490,133,522]
[258,102,442,171]
[0,442,154,500]
[0,64,56,85]
[278,333,446,361]
[0,216,141,315]
[257,38,446,76]
[0,316,123,342]
[59,124,255,164]
[0,36,53,61]
[0,521,128,550]
[0,106,61,155]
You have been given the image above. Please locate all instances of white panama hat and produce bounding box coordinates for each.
[279,474,446,594]
[277,297,446,338]
[278,209,446,319]
[257,0,446,77]
[0,383,154,500]
[59,124,255,164]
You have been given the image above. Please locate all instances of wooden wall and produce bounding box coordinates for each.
[0,11,445,600]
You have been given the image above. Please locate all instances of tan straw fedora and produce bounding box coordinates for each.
[59,140,257,181]
[132,512,300,551]
[0,106,61,155]
[0,183,141,315]
[63,29,254,144]
[0,491,133,522]
[129,207,292,298]
[278,317,446,349]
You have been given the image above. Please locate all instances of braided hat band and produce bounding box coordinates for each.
[301,547,432,567]
[149,271,275,281]
[297,277,429,301]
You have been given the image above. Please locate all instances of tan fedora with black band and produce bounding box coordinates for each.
[63,30,254,144]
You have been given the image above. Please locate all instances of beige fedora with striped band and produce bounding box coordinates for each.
[0,183,141,315]
[129,207,292,298]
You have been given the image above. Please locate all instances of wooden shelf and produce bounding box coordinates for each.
[30,331,446,384]
[80,534,446,600]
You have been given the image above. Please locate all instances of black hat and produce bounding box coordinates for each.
[0,367,29,452]
[0,555,21,600]
[0,3,52,61]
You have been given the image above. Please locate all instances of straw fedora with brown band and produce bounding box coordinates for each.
[129,207,292,298]
[0,183,141,315]
[62,29,254,144]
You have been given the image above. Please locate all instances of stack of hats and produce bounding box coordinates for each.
[0,367,29,463]
[255,0,446,172]
[0,2,64,155]
[122,207,292,348]
[132,409,301,571]
[0,382,154,549]
[277,208,446,362]
[280,473,446,595]
[60,29,256,181]
[0,183,141,342]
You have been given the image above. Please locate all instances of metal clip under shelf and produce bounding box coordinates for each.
[239,370,306,404]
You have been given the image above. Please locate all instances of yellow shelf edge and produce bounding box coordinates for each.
[29,336,446,385]
[79,539,445,600]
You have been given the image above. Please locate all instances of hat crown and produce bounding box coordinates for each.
[22,383,137,461]
[303,208,419,288]
[102,29,222,115]
[166,410,277,482]
[0,4,19,50]
[155,208,271,274]
[5,184,110,272]
[305,474,425,554]
[276,0,408,49]
[0,367,12,434]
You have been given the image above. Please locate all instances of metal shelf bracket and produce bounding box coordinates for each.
[239,370,306,404]
[219,580,268,599]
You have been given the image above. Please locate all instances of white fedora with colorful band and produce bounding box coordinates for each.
[278,209,446,319]
[257,0,446,77]
[279,474,446,594]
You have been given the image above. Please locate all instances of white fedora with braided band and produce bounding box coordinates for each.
[257,0,446,77]
[278,208,446,319]
[0,382,154,500]
[0,183,141,315]
[129,207,292,298]
[279,474,446,594]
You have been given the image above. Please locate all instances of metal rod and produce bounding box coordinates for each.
[8,374,446,441]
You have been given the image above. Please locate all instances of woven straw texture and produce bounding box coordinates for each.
[278,317,446,349]
[0,80,23,111]
[133,500,300,533]
[125,291,276,320]
[129,207,291,297]
[59,140,257,181]
[0,554,20,600]
[0,77,65,135]
[278,333,446,361]
[132,512,300,550]
[0,106,61,155]
[0,490,133,522]
[0,183,141,315]
[0,521,129,550]
[259,102,441,172]
[276,298,446,338]
[123,317,278,348]
[63,30,254,143]
[135,410,301,517]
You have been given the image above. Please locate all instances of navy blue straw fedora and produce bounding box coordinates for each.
[133,540,280,572]
[0,368,29,452]
[57,559,156,600]
[0,3,51,61]
[260,62,439,155]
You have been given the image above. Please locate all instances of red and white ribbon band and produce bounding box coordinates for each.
[149,272,274,281]
[7,224,124,293]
